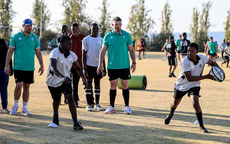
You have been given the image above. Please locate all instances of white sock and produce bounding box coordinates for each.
[23,102,28,110]
[14,100,19,107]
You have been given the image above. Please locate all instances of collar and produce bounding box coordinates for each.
[20,30,31,37]
[188,55,200,65]
[112,30,123,35]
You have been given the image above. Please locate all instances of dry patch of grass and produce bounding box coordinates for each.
[0,52,230,144]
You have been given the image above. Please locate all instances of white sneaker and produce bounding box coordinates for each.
[104,106,116,114]
[48,123,58,128]
[22,108,31,116]
[86,105,92,111]
[124,106,132,114]
[94,104,104,111]
[10,105,18,115]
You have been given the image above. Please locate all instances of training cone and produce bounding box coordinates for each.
[117,75,147,90]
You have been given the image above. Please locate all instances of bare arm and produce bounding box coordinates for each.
[73,60,87,87]
[184,71,215,82]
[4,46,14,75]
[97,46,107,74]
[128,44,136,73]
[35,48,44,76]
[216,45,218,55]
[82,50,88,78]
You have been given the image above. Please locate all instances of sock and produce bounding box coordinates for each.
[14,100,19,107]
[110,89,116,107]
[94,88,100,105]
[196,112,205,128]
[169,107,176,117]
[72,116,78,125]
[85,80,93,105]
[22,102,28,109]
[122,89,129,107]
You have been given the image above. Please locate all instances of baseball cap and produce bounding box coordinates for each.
[23,19,33,25]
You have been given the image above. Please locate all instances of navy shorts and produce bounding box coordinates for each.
[174,87,200,99]
[48,82,72,102]
[108,68,131,81]
[14,70,34,84]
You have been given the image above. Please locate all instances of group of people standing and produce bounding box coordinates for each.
[1,16,136,131]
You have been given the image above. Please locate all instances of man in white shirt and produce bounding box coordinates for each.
[164,43,220,133]
[82,23,106,111]
[220,39,226,59]
[221,42,229,67]
[46,36,87,131]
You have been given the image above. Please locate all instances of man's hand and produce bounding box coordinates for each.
[205,73,216,81]
[97,66,103,75]
[83,79,88,89]
[4,66,10,75]
[63,76,72,83]
[102,69,106,77]
[131,63,136,73]
[38,65,44,76]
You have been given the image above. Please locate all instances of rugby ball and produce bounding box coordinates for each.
[210,66,225,82]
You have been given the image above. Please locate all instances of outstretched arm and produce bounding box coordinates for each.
[184,71,215,82]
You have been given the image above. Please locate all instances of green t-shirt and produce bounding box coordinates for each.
[176,39,181,50]
[10,31,40,71]
[103,29,133,69]
[208,41,217,54]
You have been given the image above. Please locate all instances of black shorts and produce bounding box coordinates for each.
[108,68,131,81]
[168,56,177,66]
[174,87,200,99]
[14,70,34,84]
[86,65,102,79]
[48,82,72,102]
[224,56,229,60]
[209,53,217,57]
[177,50,181,53]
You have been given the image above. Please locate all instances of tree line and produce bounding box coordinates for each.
[1,0,230,51]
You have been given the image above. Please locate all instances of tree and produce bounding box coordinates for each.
[99,0,111,38]
[224,9,230,42]
[0,0,14,42]
[190,8,199,43]
[62,0,92,35]
[32,0,50,37]
[127,0,154,45]
[197,1,212,51]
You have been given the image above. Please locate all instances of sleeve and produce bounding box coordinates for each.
[103,34,108,47]
[181,60,191,72]
[127,33,133,46]
[9,34,17,48]
[50,49,58,60]
[82,37,88,51]
[35,36,40,49]
[200,55,209,63]
[72,52,78,62]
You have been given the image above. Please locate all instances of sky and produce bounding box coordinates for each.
[11,0,230,34]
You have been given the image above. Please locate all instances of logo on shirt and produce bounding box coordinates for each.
[31,38,34,41]
[110,36,113,39]
[19,38,22,40]
[123,36,125,39]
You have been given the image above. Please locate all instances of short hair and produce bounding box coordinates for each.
[189,43,198,51]
[62,25,68,29]
[169,36,174,40]
[179,34,182,37]
[71,23,79,27]
[60,36,71,43]
[113,16,122,22]
[182,32,187,37]
[210,36,213,40]
[90,23,98,27]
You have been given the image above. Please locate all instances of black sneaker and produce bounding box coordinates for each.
[164,115,172,125]
[169,73,172,77]
[200,127,208,133]
[171,72,176,77]
[73,122,83,131]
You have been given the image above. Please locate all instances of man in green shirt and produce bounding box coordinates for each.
[176,35,182,63]
[207,37,218,62]
[97,16,136,114]
[5,19,44,116]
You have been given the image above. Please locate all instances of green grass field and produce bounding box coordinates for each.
[0,52,230,144]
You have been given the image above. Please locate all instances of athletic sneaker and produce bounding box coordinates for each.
[94,104,104,111]
[162,57,166,61]
[124,106,132,114]
[3,108,10,113]
[73,122,83,131]
[104,106,116,114]
[48,123,59,128]
[10,105,18,115]
[86,105,92,111]
[164,115,172,125]
[139,57,142,60]
[168,73,172,77]
[171,72,176,77]
[22,108,31,116]
[200,127,208,133]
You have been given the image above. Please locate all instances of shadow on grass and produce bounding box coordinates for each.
[0,105,230,143]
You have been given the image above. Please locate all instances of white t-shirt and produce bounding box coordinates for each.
[175,54,209,91]
[223,46,229,56]
[46,48,78,87]
[82,35,103,67]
